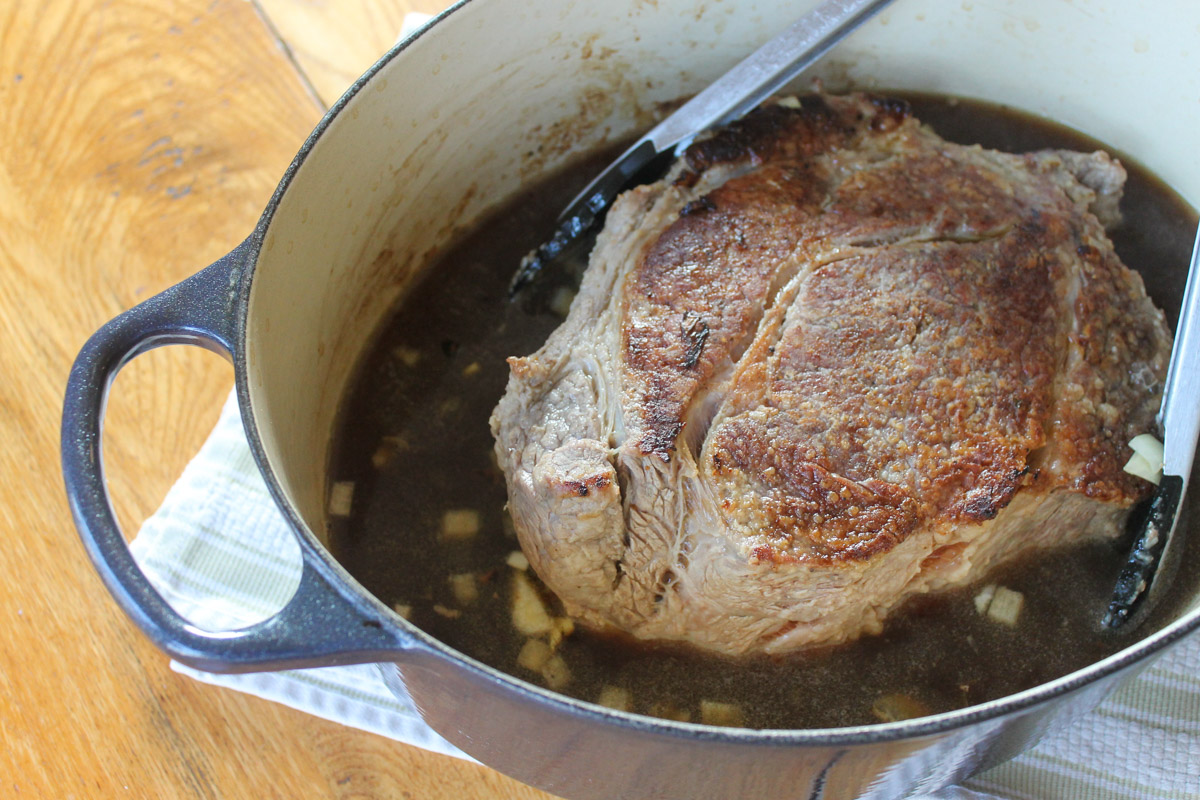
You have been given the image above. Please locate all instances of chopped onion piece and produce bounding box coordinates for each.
[1124,453,1157,484]
[393,345,421,367]
[973,584,997,615]
[548,616,575,649]
[511,571,554,636]
[1124,433,1164,485]
[648,702,692,723]
[872,693,931,723]
[506,550,530,571]
[437,396,463,418]
[371,435,408,469]
[540,654,572,690]
[432,604,461,619]
[448,573,479,606]
[440,509,481,541]
[1130,433,1165,466]
[700,700,746,727]
[328,481,354,517]
[974,583,1024,626]
[597,686,633,711]
[548,287,576,318]
[986,586,1024,626]
[517,638,551,672]
[391,603,413,620]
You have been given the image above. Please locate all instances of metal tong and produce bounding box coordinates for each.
[508,0,896,297]
[1105,224,1200,629]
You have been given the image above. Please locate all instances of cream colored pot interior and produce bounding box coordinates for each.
[243,0,1200,558]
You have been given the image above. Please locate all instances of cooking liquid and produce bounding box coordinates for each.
[328,94,1200,729]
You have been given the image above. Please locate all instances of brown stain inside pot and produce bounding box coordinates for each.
[327,94,1200,730]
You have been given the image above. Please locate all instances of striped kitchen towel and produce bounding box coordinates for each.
[131,389,1200,799]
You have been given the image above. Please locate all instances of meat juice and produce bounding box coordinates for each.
[327,94,1199,729]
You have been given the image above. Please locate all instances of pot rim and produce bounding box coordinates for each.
[230,0,1200,746]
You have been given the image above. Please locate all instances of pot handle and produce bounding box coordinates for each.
[61,241,413,673]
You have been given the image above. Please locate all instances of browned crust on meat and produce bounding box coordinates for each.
[622,103,862,461]
[559,473,612,498]
[618,93,1162,565]
[683,94,861,172]
[1051,236,1170,502]
[711,417,921,563]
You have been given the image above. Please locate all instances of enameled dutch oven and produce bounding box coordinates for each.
[62,1,1200,798]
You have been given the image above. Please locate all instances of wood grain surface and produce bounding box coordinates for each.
[0,0,553,797]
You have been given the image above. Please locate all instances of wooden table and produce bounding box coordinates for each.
[1,1,553,796]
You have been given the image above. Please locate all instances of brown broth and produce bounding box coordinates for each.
[327,94,1200,729]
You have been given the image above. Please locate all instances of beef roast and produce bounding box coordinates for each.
[490,93,1172,657]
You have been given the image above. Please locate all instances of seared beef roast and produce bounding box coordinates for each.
[490,93,1171,656]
